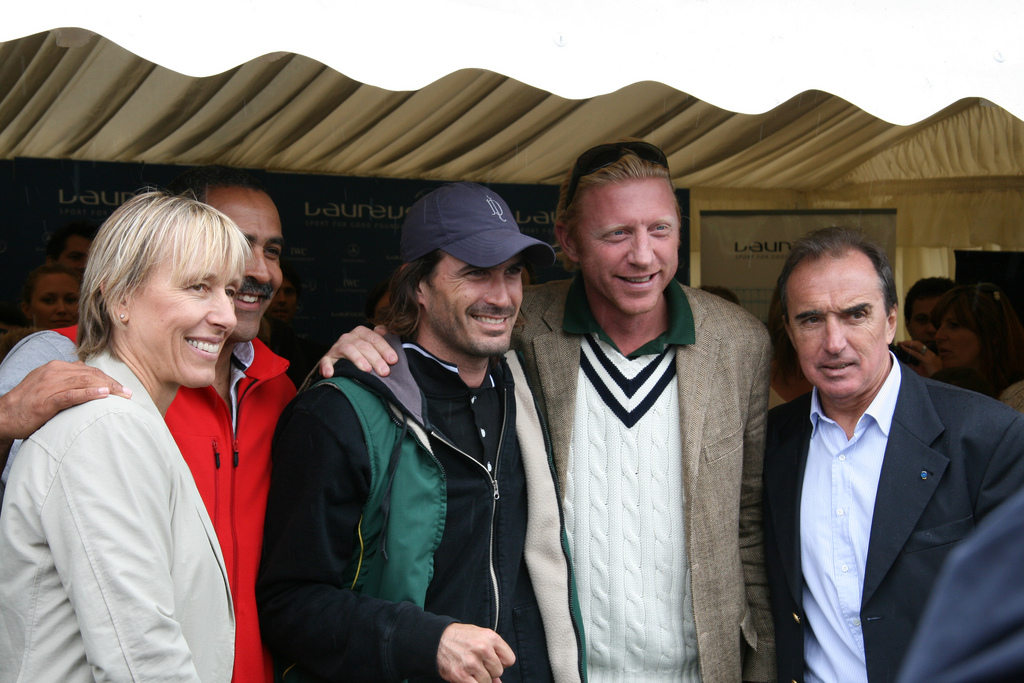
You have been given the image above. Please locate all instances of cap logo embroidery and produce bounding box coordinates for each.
[485,196,507,222]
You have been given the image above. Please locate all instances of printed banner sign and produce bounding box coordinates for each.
[700,210,897,322]
[1,158,689,344]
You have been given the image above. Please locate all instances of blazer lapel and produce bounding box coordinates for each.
[674,297,715,500]
[531,292,582,486]
[862,370,947,605]
[765,401,813,607]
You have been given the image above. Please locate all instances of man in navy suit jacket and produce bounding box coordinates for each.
[762,226,1024,683]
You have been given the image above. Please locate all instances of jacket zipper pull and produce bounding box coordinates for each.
[232,439,240,467]
[212,439,221,469]
[492,479,500,501]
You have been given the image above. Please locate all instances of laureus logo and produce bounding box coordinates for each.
[58,189,136,206]
[733,240,791,253]
[485,196,507,222]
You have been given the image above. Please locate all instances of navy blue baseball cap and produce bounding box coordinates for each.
[400,182,555,268]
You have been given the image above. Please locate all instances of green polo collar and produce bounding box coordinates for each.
[561,273,696,358]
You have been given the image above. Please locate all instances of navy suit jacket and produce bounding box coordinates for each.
[897,481,1024,683]
[764,362,1024,683]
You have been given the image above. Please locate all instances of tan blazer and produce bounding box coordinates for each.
[514,279,775,683]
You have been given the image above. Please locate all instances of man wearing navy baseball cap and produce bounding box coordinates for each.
[257,182,585,683]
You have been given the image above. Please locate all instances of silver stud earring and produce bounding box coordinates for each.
[119,314,125,320]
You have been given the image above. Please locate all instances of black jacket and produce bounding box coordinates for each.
[257,340,571,683]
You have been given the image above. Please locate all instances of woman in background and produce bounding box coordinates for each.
[0,191,247,682]
[898,282,1024,412]
[20,262,80,330]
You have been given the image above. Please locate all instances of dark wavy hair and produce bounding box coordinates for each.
[373,250,444,338]
[930,283,1024,395]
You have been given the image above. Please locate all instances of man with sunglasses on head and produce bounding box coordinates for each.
[326,141,775,682]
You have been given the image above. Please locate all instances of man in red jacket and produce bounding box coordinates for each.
[0,167,296,683]
[165,167,296,683]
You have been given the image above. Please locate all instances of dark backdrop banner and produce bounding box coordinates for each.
[1,158,689,344]
[954,250,1024,324]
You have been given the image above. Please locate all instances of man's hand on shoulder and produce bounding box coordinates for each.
[436,623,515,683]
[319,324,398,378]
[0,360,132,441]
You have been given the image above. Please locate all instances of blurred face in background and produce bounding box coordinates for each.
[267,275,298,324]
[907,295,940,343]
[934,313,983,371]
[51,235,93,277]
[23,273,80,329]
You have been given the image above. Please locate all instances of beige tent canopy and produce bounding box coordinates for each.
[3,0,1023,293]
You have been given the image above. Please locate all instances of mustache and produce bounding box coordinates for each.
[237,277,275,299]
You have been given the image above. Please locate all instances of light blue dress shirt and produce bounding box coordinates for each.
[801,355,902,683]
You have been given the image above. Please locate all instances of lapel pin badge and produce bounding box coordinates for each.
[920,470,929,480]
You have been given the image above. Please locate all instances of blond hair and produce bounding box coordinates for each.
[555,140,678,271]
[77,191,248,360]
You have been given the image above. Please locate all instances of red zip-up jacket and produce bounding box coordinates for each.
[164,339,295,683]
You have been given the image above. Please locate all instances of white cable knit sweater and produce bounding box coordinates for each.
[564,335,701,683]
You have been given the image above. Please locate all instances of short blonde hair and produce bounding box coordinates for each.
[555,139,678,271]
[77,191,248,360]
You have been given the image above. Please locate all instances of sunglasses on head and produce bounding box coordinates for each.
[955,282,1004,302]
[975,282,1002,299]
[564,141,669,208]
